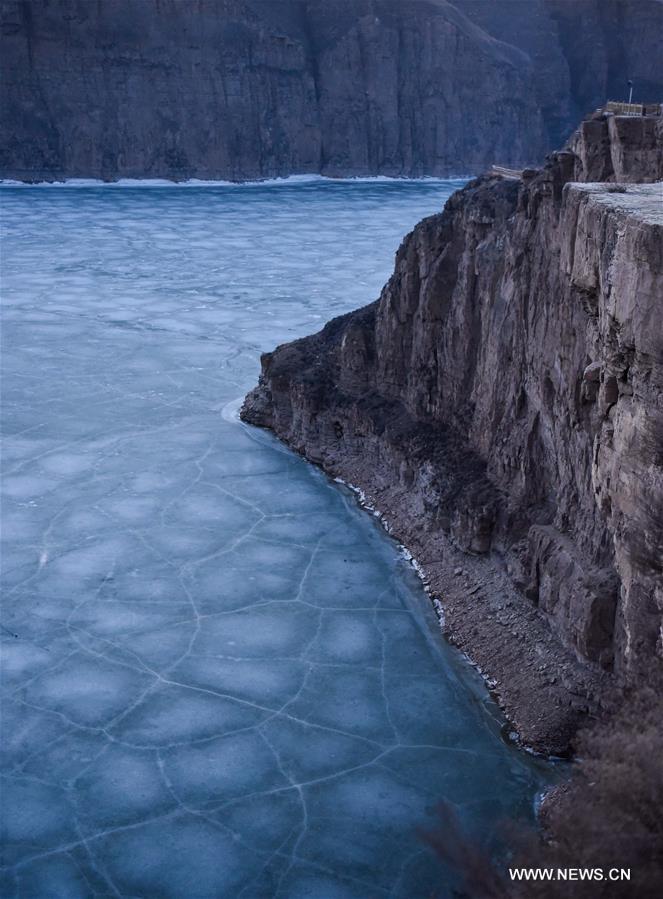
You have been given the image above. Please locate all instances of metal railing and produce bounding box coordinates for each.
[606,101,662,116]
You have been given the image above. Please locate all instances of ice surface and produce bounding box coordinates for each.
[1,181,552,897]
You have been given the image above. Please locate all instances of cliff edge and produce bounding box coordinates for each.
[242,115,663,753]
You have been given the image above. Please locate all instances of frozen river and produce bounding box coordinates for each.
[1,181,550,898]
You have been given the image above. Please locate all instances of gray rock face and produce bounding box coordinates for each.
[568,112,663,182]
[242,119,663,744]
[2,0,662,182]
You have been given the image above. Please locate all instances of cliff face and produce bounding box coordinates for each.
[568,112,663,182]
[2,0,662,182]
[242,120,663,748]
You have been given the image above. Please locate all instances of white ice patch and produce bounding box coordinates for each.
[220,395,244,423]
[1,174,469,189]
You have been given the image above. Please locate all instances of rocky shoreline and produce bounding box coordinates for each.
[241,112,663,755]
[247,421,609,756]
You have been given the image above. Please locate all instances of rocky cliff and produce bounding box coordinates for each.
[2,0,663,182]
[242,117,663,752]
[568,109,663,182]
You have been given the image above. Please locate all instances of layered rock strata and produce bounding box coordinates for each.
[242,122,663,752]
[2,0,663,182]
[568,110,663,182]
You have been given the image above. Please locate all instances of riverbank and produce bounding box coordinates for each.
[346,470,609,757]
[242,419,609,756]
[241,116,663,755]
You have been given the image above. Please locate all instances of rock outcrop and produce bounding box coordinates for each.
[2,0,663,182]
[242,118,663,751]
[568,109,663,182]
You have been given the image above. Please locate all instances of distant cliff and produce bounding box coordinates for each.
[1,0,662,182]
[242,115,663,752]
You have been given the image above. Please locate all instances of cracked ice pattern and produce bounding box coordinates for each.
[1,182,551,899]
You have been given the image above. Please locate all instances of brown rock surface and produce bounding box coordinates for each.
[242,120,663,752]
[568,111,663,182]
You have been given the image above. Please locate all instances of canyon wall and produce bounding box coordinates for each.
[242,118,663,749]
[2,0,662,182]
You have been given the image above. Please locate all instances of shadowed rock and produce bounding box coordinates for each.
[242,116,663,751]
[2,0,663,182]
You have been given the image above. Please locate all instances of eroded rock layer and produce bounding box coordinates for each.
[242,121,663,750]
[2,0,663,181]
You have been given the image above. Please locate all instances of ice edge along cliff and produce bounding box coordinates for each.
[242,112,663,754]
